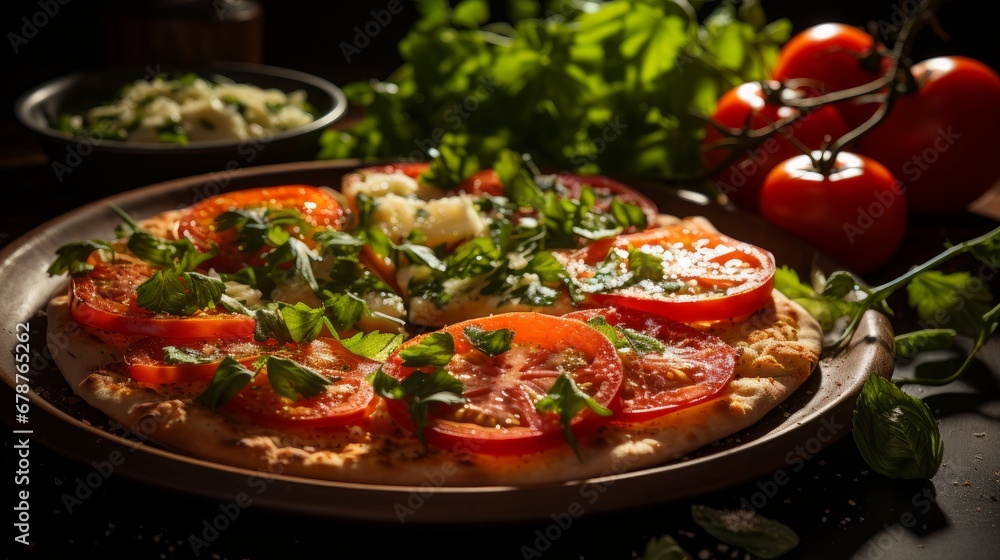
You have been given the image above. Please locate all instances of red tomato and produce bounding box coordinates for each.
[566,225,776,323]
[759,151,907,274]
[227,338,381,429]
[562,307,735,423]
[451,169,505,197]
[381,313,623,456]
[70,262,256,339]
[177,185,346,272]
[125,337,270,384]
[702,80,849,212]
[857,56,1000,215]
[771,23,890,128]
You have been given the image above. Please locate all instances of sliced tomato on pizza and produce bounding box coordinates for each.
[378,312,623,456]
[564,224,776,323]
[563,307,736,422]
[177,185,347,273]
[70,261,255,339]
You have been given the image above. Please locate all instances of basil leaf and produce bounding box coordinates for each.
[853,374,943,479]
[195,356,258,410]
[398,243,446,271]
[126,230,212,270]
[323,291,371,333]
[463,325,514,356]
[535,372,612,461]
[264,356,334,401]
[400,332,455,367]
[135,269,226,316]
[48,240,115,276]
[281,301,333,343]
[341,332,405,362]
[585,316,628,350]
[495,149,544,209]
[619,325,666,355]
[690,505,799,559]
[267,237,320,292]
[400,368,466,449]
[367,367,465,451]
[163,346,221,366]
[251,302,295,344]
[640,535,692,560]
[628,246,664,282]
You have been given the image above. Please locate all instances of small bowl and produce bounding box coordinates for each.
[15,62,347,195]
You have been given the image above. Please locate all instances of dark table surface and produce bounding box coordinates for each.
[2,136,999,560]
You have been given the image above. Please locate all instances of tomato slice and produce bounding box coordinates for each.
[562,307,735,422]
[381,312,624,456]
[125,337,270,383]
[227,338,380,429]
[70,262,256,338]
[177,185,346,272]
[566,225,775,323]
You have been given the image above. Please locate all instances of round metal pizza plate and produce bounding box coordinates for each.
[0,160,894,523]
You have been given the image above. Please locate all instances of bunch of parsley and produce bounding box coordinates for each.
[319,0,789,179]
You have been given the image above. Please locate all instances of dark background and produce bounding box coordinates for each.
[3,0,998,175]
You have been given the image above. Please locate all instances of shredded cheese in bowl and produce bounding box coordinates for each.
[56,73,317,145]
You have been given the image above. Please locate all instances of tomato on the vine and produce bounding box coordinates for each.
[771,23,890,128]
[702,80,849,212]
[857,56,1000,215]
[759,151,907,274]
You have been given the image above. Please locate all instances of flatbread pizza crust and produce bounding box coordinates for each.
[45,280,821,487]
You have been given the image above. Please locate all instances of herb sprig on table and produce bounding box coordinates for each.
[775,224,1000,480]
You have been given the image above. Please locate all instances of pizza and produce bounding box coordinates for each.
[44,155,822,487]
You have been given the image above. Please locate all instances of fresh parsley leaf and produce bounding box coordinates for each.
[134,264,227,316]
[355,193,395,259]
[639,535,692,560]
[627,246,664,282]
[322,291,371,333]
[281,301,333,343]
[163,346,221,366]
[397,242,446,271]
[264,356,334,401]
[341,331,405,362]
[48,240,115,276]
[534,372,612,461]
[367,367,465,451]
[852,374,943,479]
[585,316,629,350]
[463,325,514,356]
[894,329,957,363]
[250,302,296,344]
[418,134,480,189]
[906,270,994,338]
[399,332,455,367]
[195,356,258,410]
[773,266,862,333]
[266,237,320,292]
[690,505,799,559]
[495,150,544,208]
